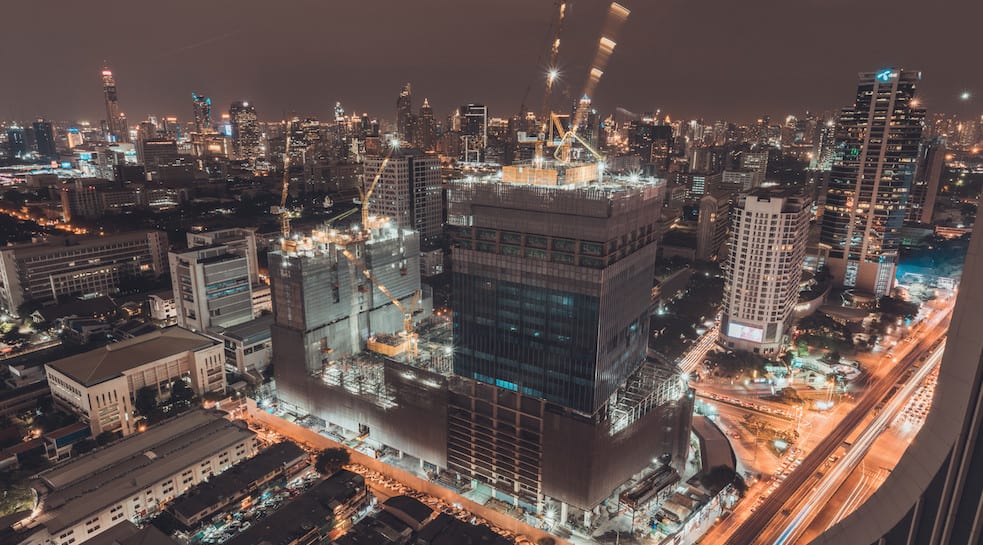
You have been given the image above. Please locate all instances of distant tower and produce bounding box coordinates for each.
[101,65,127,142]
[192,93,213,133]
[396,83,414,143]
[417,98,436,151]
[819,69,925,297]
[458,103,487,163]
[229,101,260,163]
[32,119,56,160]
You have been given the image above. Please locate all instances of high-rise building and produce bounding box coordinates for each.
[696,192,731,261]
[270,222,422,377]
[448,173,691,513]
[32,119,56,159]
[720,189,809,354]
[458,103,487,163]
[101,65,127,142]
[627,118,673,174]
[810,218,983,545]
[187,228,260,287]
[906,141,945,225]
[739,150,769,179]
[229,101,260,163]
[820,69,925,297]
[397,83,415,143]
[811,119,837,171]
[169,244,254,331]
[364,149,442,246]
[417,98,436,151]
[192,92,213,133]
[5,125,26,158]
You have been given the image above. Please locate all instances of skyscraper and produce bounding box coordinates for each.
[396,83,414,143]
[5,125,27,158]
[364,149,443,246]
[906,141,945,225]
[32,119,56,159]
[720,189,810,354]
[192,92,213,133]
[810,219,983,545]
[820,69,925,297]
[101,65,127,142]
[229,101,260,163]
[417,98,436,151]
[447,172,691,514]
[458,103,487,163]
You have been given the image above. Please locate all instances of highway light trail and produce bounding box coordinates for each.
[770,339,947,545]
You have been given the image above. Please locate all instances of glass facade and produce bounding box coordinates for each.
[453,274,600,410]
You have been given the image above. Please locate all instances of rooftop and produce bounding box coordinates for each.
[222,469,364,545]
[45,327,218,386]
[216,314,273,343]
[84,521,180,545]
[34,410,254,534]
[169,442,306,522]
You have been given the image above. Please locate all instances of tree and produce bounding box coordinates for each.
[170,378,195,409]
[74,438,97,455]
[134,386,158,416]
[95,431,118,446]
[315,448,350,476]
[878,296,919,321]
[700,465,738,494]
[16,298,43,319]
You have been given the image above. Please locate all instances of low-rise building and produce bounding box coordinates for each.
[222,469,367,545]
[18,410,257,545]
[168,441,307,527]
[215,315,273,377]
[44,327,225,436]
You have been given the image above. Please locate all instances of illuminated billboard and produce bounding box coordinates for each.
[727,322,763,343]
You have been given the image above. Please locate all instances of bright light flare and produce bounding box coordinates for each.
[547,68,559,85]
[960,91,971,101]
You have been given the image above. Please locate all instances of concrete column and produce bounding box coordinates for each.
[584,508,592,528]
[560,502,568,526]
[536,493,544,515]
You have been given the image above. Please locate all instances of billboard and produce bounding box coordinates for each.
[727,322,763,343]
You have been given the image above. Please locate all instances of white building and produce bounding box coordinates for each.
[45,327,225,437]
[187,228,259,286]
[169,245,253,331]
[720,189,809,354]
[215,315,273,378]
[19,410,256,545]
[148,292,177,325]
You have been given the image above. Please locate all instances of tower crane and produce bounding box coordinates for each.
[553,2,631,165]
[277,121,296,238]
[534,0,568,162]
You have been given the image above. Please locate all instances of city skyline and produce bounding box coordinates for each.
[3,0,981,124]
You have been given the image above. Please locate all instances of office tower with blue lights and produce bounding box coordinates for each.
[819,69,925,297]
[192,92,213,133]
[447,163,691,520]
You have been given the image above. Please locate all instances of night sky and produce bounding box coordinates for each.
[3,0,980,124]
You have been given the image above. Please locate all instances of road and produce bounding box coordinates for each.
[678,325,719,376]
[757,339,946,545]
[715,304,951,545]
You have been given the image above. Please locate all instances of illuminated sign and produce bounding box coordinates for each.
[79,152,92,161]
[727,322,764,343]
[875,69,896,83]
[60,162,73,169]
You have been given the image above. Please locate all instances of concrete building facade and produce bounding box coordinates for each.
[0,231,169,315]
[721,189,810,354]
[44,327,225,436]
[169,245,253,331]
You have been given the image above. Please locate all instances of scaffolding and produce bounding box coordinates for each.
[608,360,685,436]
